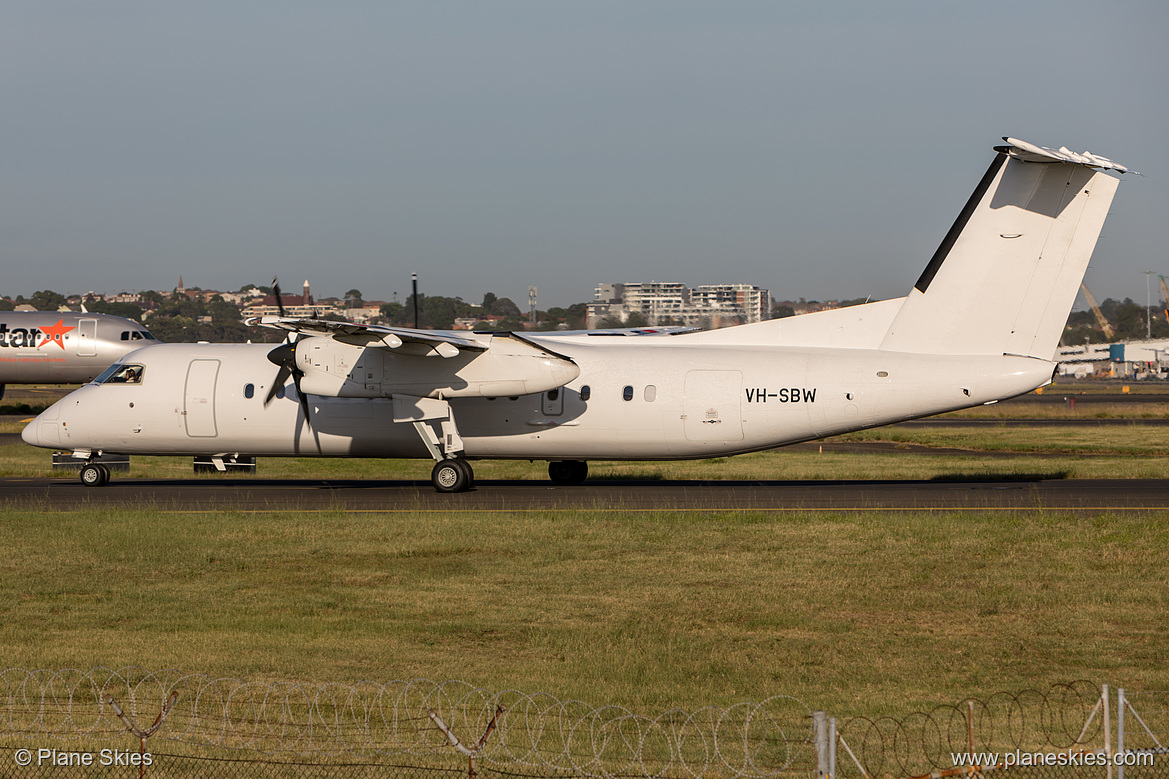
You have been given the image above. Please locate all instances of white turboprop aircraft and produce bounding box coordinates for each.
[22,138,1134,490]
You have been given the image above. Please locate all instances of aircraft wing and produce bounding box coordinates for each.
[247,316,488,358]
[537,325,698,337]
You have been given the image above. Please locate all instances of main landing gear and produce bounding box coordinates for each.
[548,460,588,486]
[401,395,476,493]
[432,458,474,493]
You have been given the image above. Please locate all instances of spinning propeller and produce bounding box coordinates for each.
[263,278,316,444]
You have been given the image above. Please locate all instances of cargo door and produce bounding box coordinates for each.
[683,370,743,442]
[77,319,97,356]
[184,359,220,437]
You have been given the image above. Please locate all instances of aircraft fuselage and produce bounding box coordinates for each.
[26,338,1054,461]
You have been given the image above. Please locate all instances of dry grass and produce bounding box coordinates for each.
[1,505,1166,719]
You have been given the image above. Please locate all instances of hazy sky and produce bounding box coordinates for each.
[2,2,1165,309]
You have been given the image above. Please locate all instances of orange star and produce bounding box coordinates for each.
[38,319,76,350]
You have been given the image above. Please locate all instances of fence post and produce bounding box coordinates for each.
[813,711,828,779]
[1117,688,1125,779]
[1103,683,1113,779]
[828,716,837,779]
[105,690,178,779]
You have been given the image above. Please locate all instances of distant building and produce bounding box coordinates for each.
[587,282,770,328]
[1055,339,1169,378]
[241,303,343,319]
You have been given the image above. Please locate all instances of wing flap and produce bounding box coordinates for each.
[247,316,487,357]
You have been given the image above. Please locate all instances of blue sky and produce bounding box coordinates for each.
[1,1,1164,309]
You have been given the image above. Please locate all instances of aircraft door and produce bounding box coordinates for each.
[683,370,744,442]
[184,359,220,437]
[77,319,97,356]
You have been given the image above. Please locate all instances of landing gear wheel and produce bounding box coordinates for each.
[80,463,110,487]
[548,460,588,486]
[432,459,473,493]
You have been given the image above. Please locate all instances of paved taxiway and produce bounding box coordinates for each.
[2,475,1166,512]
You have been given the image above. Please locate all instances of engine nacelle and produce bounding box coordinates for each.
[294,335,579,399]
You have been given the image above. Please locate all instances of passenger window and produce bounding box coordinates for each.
[580,385,591,401]
[244,383,255,399]
[622,385,634,401]
[644,385,657,402]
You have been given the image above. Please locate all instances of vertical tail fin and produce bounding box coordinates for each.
[880,138,1131,359]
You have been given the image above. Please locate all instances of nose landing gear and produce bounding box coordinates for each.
[79,462,111,487]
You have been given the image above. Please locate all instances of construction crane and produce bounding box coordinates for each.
[1159,275,1169,327]
[1079,283,1114,340]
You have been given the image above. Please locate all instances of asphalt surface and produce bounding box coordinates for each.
[2,474,1166,512]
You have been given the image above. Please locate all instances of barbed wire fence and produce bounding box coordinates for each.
[1,670,1166,778]
[0,667,815,777]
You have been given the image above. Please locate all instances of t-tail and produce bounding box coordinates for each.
[880,137,1134,359]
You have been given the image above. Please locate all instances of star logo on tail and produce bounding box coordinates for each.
[39,319,76,350]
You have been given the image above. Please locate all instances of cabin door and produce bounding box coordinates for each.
[77,319,97,356]
[184,359,220,437]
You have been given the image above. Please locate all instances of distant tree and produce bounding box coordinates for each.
[481,292,498,312]
[771,305,795,319]
[492,297,522,317]
[625,311,649,328]
[345,289,364,308]
[564,302,587,329]
[84,298,145,321]
[0,299,14,312]
[30,290,66,311]
[380,301,406,324]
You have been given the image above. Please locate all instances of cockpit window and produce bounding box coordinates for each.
[120,330,155,341]
[96,363,145,385]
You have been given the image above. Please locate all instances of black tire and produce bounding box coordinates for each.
[80,464,109,487]
[453,458,474,487]
[432,459,471,493]
[548,460,588,486]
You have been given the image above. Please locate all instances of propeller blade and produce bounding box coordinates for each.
[264,342,296,406]
[293,372,313,425]
[272,276,286,317]
[264,364,291,406]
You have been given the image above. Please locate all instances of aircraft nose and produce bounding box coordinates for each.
[22,404,62,449]
[20,419,40,446]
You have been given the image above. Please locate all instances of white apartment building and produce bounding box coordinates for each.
[586,282,770,328]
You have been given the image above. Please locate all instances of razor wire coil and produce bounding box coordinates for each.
[0,668,814,778]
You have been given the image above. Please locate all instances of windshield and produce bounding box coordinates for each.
[94,363,145,385]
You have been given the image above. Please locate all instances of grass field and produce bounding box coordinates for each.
[2,385,1167,724]
[2,505,1167,721]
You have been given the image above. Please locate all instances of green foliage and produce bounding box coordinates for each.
[1061,296,1169,345]
[83,295,145,322]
